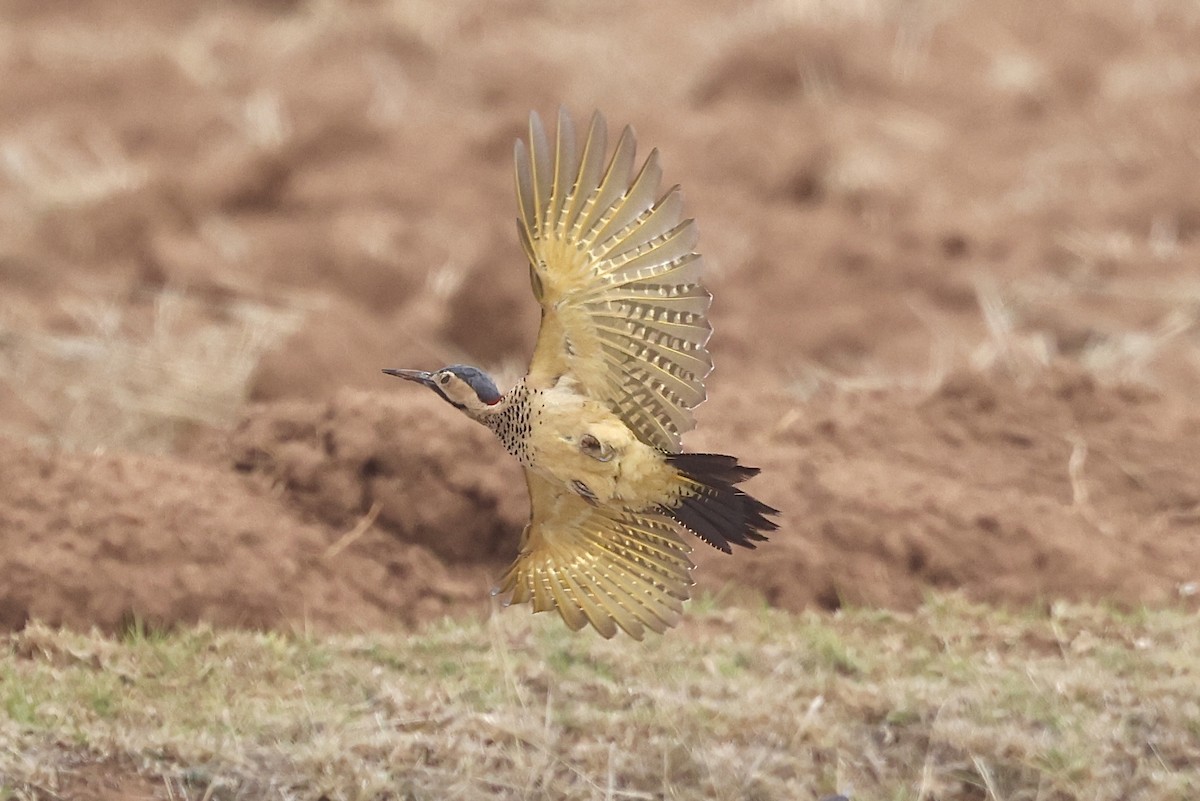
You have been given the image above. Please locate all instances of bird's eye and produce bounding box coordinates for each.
[438,373,452,386]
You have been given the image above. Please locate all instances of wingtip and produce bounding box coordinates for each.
[556,106,576,152]
[616,123,638,160]
[529,111,549,154]
[528,108,545,136]
[556,104,572,133]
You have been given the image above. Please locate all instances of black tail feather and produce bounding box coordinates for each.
[663,452,779,553]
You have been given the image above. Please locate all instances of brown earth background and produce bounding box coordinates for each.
[1,0,1198,636]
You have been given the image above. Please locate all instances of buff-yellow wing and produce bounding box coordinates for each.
[515,108,713,453]
[496,468,695,640]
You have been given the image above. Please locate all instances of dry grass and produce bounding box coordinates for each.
[0,289,301,453]
[787,270,1200,401]
[1,596,1197,800]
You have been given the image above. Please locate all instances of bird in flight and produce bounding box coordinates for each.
[385,109,777,639]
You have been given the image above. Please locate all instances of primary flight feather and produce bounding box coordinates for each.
[385,109,778,639]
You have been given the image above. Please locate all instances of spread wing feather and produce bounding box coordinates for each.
[516,108,713,452]
[498,469,695,640]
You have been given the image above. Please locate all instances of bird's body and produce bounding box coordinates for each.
[385,109,778,639]
[484,375,677,508]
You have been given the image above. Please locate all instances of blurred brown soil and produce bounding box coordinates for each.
[0,425,480,634]
[692,367,1200,612]
[1,0,1198,634]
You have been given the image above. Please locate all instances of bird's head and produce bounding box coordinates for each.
[382,364,503,419]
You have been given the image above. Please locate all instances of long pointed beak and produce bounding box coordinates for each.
[382,368,435,388]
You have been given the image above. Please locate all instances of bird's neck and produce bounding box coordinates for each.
[478,380,535,466]
[463,379,521,419]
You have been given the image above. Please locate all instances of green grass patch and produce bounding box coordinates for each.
[1,595,1197,800]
